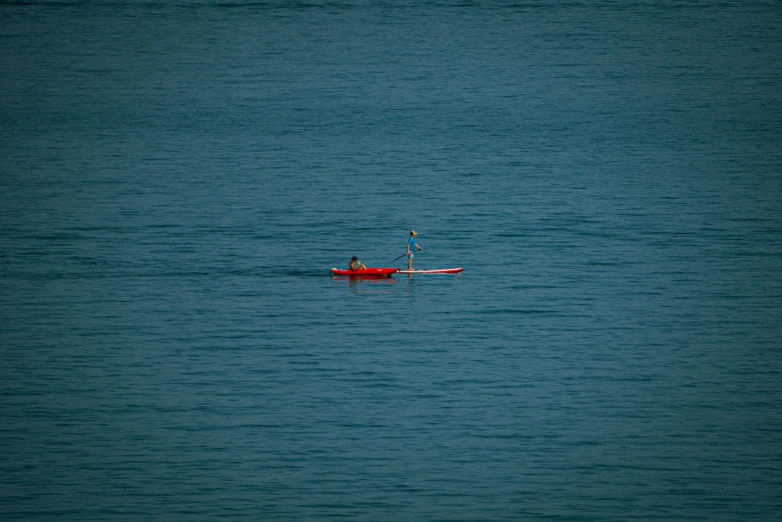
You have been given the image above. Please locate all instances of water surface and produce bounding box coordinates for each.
[2,1,781,520]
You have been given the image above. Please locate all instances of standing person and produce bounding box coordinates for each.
[407,230,422,270]
[349,256,366,271]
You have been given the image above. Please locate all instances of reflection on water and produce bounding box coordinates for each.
[331,275,399,294]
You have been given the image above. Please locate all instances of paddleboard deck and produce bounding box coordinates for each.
[397,268,463,274]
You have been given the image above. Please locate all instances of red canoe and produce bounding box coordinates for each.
[331,267,399,277]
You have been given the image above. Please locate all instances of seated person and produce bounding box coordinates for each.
[349,256,367,271]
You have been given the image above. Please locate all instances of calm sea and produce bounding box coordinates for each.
[2,1,781,520]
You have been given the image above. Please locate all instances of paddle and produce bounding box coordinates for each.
[392,248,422,262]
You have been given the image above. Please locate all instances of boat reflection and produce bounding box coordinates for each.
[331,275,398,286]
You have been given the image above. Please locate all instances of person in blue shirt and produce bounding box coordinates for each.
[407,230,423,270]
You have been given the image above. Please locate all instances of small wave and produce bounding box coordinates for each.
[476,307,555,315]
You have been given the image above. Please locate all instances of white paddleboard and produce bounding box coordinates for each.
[397,268,463,274]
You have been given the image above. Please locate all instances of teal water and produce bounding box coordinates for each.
[2,1,782,520]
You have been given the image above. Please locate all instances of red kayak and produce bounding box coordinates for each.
[331,267,399,277]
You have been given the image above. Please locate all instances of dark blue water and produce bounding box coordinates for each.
[2,1,782,520]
